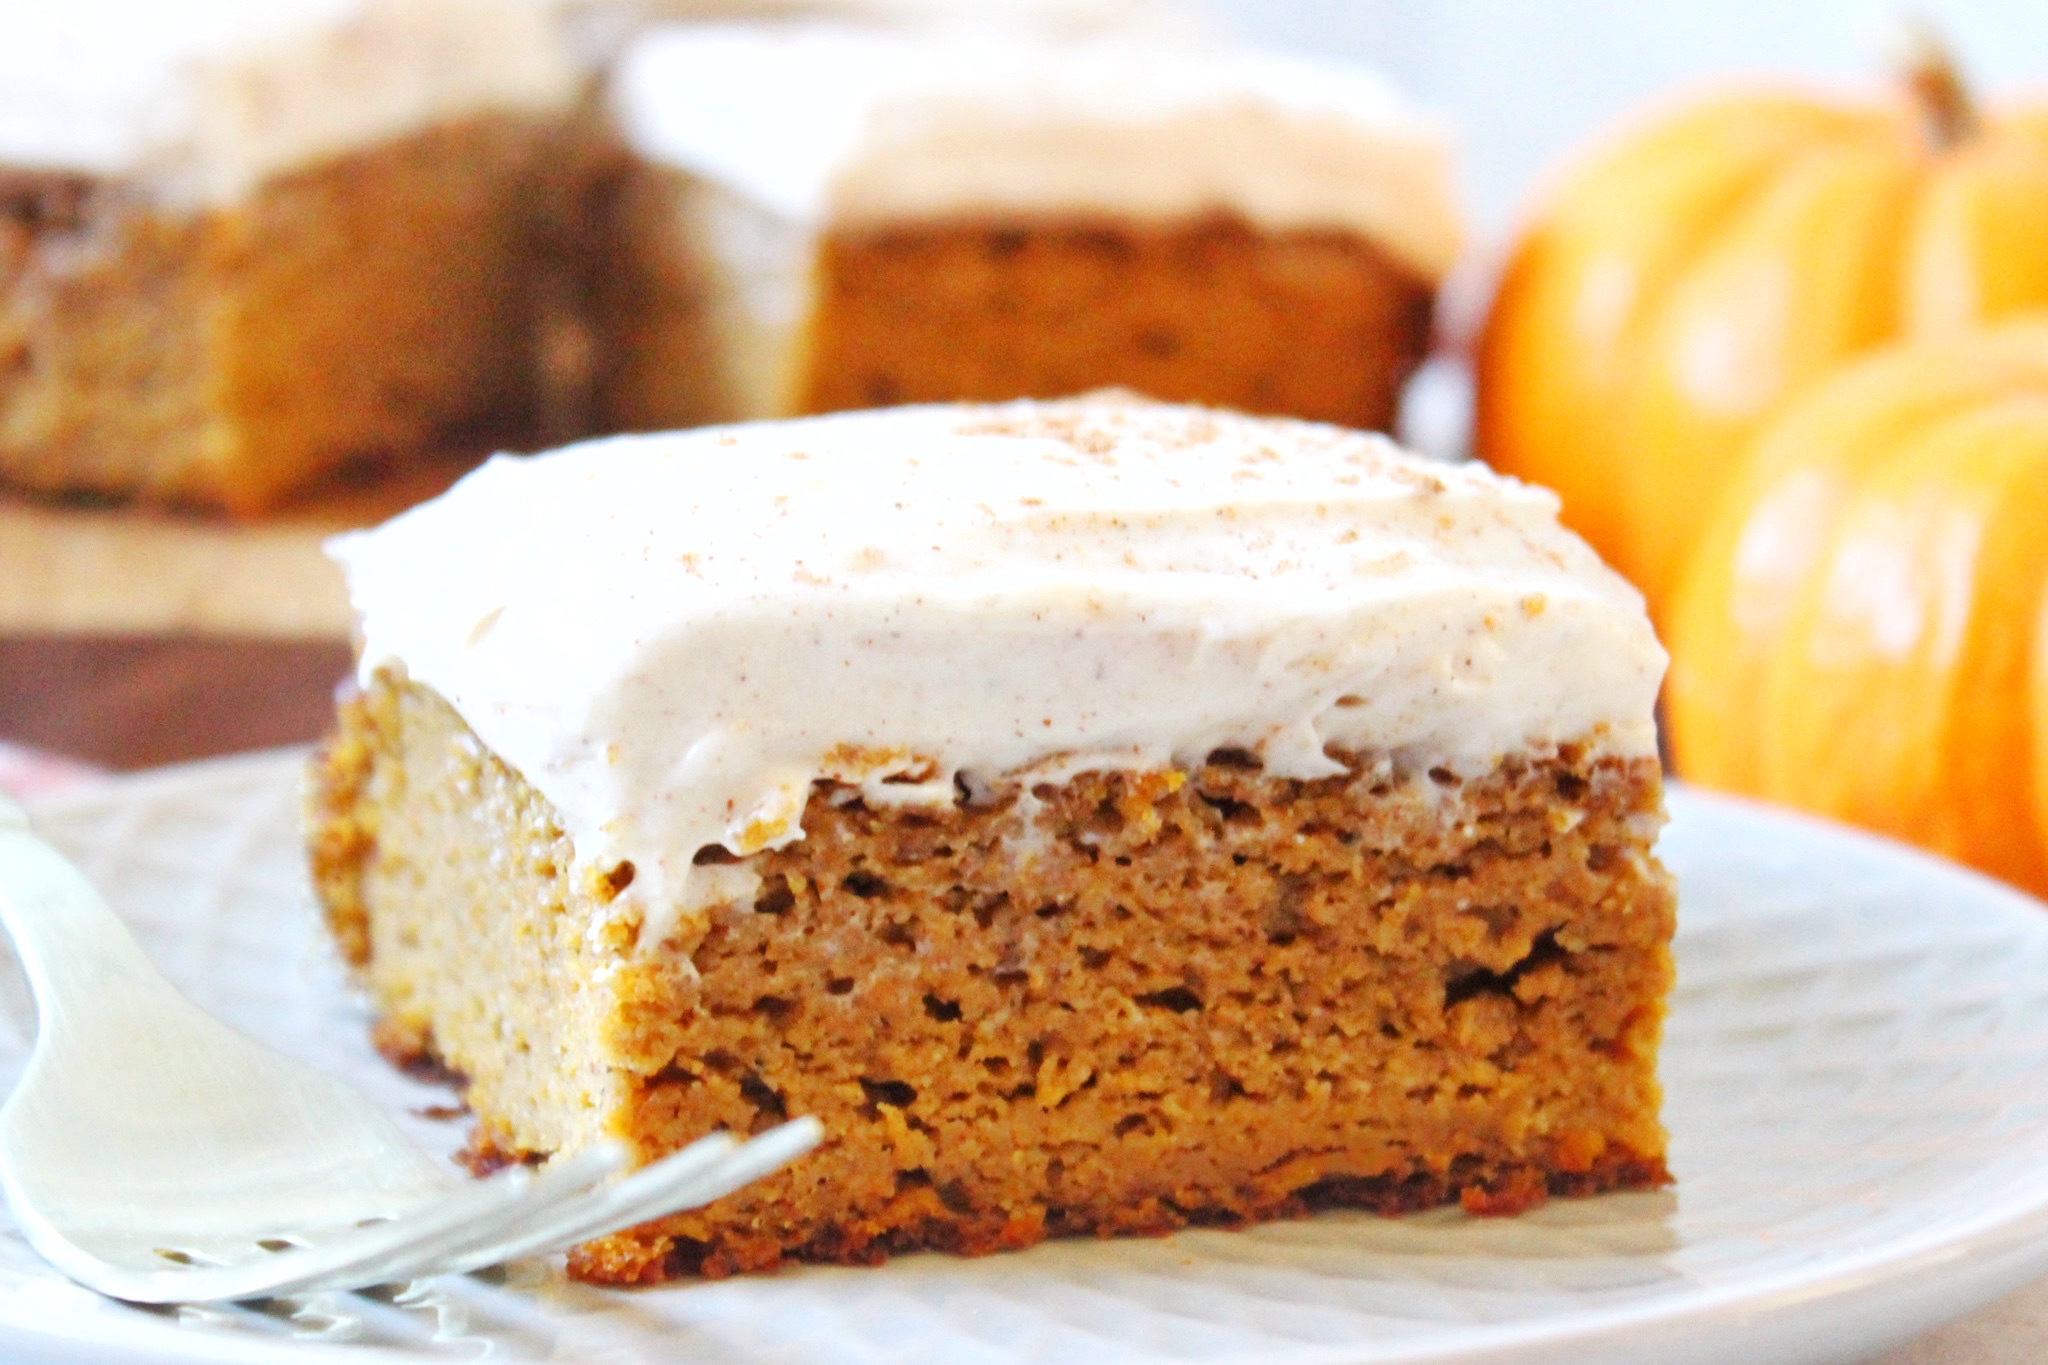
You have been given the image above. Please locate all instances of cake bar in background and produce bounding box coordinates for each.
[595,25,1459,433]
[0,0,576,513]
[0,4,1458,515]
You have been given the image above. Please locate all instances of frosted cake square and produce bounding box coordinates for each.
[307,396,1674,1281]
[0,0,576,512]
[593,26,1458,436]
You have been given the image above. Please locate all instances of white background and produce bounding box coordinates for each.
[1205,1,2048,243]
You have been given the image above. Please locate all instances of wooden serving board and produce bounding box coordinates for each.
[0,455,478,768]
[0,455,479,639]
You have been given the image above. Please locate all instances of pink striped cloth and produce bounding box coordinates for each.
[0,740,105,802]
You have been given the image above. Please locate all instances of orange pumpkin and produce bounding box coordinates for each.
[1666,321,2048,894]
[1476,41,2048,623]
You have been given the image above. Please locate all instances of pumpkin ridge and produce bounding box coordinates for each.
[1900,134,2048,332]
[1617,134,1921,614]
[1668,322,2048,897]
[1610,126,1881,381]
[1667,379,2025,791]
[1760,399,2048,887]
[1476,104,1875,575]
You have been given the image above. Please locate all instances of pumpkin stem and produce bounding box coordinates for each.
[1897,19,1979,150]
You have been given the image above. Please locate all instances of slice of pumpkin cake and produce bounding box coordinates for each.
[307,395,1674,1282]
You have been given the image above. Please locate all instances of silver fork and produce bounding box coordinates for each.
[0,790,820,1303]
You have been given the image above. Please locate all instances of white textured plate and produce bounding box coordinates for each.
[4,751,2048,1364]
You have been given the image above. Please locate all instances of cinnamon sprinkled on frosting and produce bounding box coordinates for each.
[331,397,1662,941]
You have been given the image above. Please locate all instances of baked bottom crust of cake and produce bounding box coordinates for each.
[0,113,562,514]
[593,172,1435,434]
[309,677,1675,1284]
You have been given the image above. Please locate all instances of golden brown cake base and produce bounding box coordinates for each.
[593,168,1435,434]
[309,676,1674,1284]
[0,114,564,514]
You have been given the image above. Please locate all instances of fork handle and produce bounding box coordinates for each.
[0,794,183,1022]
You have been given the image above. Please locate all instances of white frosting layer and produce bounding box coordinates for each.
[613,25,1462,281]
[334,398,1662,937]
[0,0,575,203]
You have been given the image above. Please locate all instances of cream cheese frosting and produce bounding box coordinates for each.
[0,0,575,205]
[612,24,1462,281]
[332,398,1663,939]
